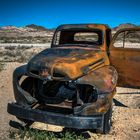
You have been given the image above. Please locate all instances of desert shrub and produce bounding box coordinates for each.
[1,46,36,62]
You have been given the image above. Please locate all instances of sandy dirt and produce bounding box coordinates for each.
[0,63,140,140]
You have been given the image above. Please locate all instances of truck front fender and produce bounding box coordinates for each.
[74,66,117,115]
[76,66,118,94]
[13,65,37,106]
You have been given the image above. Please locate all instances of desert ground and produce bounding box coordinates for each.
[0,44,140,140]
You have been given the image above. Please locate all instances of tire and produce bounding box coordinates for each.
[96,106,112,134]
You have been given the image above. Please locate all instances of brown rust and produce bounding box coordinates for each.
[28,47,110,80]
[76,66,118,93]
[110,27,140,87]
[74,89,116,115]
[87,24,109,30]
[51,50,104,80]
[45,100,74,109]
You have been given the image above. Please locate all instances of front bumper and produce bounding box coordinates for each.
[7,103,103,129]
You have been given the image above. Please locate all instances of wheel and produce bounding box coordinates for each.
[96,106,112,134]
[17,77,37,125]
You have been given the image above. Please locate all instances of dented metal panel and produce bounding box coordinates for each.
[76,66,118,93]
[27,47,110,80]
[74,90,116,115]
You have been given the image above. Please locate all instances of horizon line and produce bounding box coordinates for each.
[0,22,139,29]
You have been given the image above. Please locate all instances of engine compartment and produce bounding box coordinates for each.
[37,80,98,108]
[16,64,117,116]
[23,78,98,112]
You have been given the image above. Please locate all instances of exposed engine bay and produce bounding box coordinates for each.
[29,79,98,110]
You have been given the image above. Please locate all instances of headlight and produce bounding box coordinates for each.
[39,69,49,77]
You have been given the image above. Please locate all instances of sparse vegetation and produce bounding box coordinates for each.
[0,62,5,71]
[0,24,54,43]
[0,45,47,63]
[9,128,84,140]
[0,36,52,43]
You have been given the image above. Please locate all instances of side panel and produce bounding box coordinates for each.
[109,28,140,87]
[124,49,140,87]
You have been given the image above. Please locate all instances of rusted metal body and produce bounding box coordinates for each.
[7,24,140,134]
[27,47,109,80]
[110,28,140,87]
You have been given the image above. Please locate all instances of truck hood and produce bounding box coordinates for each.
[27,46,106,80]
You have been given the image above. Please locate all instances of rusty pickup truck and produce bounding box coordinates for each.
[7,24,140,134]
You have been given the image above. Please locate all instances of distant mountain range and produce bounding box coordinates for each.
[0,23,138,32]
[0,23,139,43]
[112,23,138,31]
[0,24,53,31]
[0,24,54,43]
[25,24,49,31]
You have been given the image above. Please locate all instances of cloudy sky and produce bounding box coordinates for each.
[0,0,140,28]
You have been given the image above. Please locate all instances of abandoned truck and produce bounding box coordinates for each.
[8,24,140,134]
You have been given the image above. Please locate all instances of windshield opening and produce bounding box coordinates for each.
[53,29,103,47]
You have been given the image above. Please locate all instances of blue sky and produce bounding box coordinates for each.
[0,0,140,28]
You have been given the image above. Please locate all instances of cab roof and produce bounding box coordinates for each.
[56,24,110,31]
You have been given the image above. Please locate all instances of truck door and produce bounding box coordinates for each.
[109,28,140,87]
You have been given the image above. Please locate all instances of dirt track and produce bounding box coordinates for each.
[0,62,140,140]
